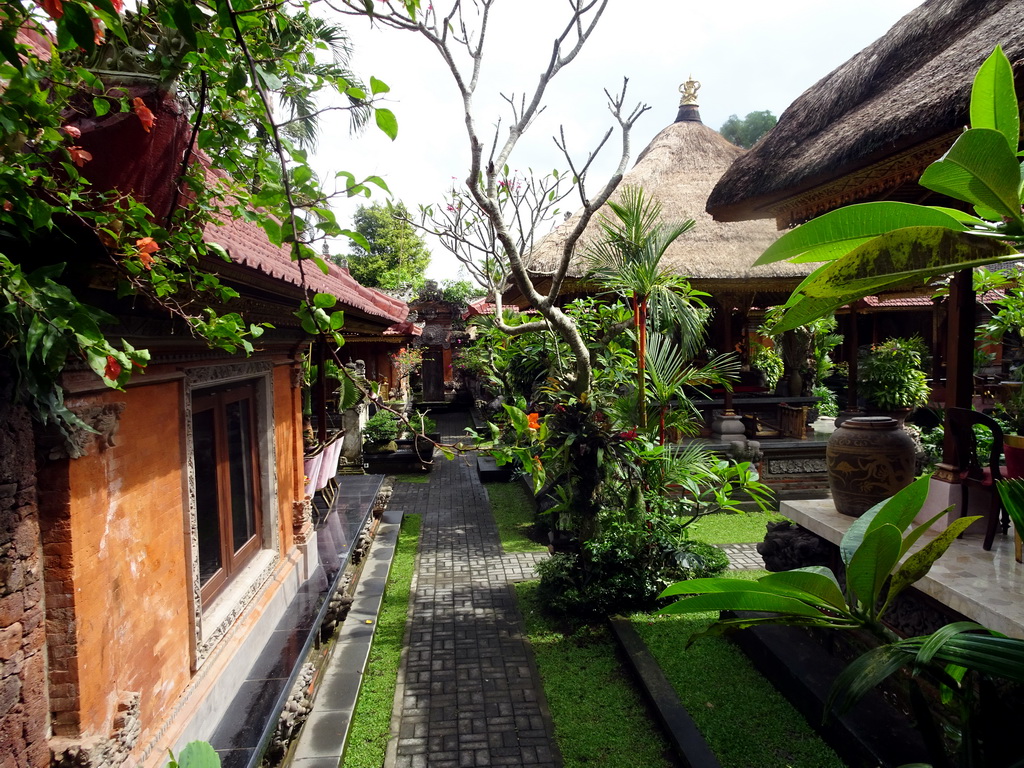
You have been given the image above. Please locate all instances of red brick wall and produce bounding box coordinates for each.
[0,387,50,768]
[60,383,192,741]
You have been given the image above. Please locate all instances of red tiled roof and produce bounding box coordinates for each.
[384,320,423,337]
[198,164,407,325]
[464,299,496,319]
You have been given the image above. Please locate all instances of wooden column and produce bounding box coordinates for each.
[941,269,976,467]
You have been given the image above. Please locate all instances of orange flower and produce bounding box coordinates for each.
[92,18,105,45]
[104,355,121,380]
[527,412,540,430]
[132,97,156,133]
[136,237,159,270]
[40,0,63,20]
[62,124,81,139]
[68,146,92,167]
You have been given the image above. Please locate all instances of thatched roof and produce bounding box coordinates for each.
[521,112,807,301]
[707,0,1024,224]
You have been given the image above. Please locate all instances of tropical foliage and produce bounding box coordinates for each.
[660,476,1024,765]
[859,336,932,411]
[758,46,1024,334]
[345,201,431,292]
[0,0,402,444]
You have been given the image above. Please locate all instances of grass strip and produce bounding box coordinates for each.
[485,480,547,553]
[341,513,422,768]
[631,570,846,768]
[515,582,675,768]
[390,473,430,484]
[688,510,789,544]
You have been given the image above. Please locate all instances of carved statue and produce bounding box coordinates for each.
[678,76,701,106]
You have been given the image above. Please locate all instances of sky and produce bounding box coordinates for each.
[314,0,923,283]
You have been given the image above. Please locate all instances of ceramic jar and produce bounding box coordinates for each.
[826,416,916,517]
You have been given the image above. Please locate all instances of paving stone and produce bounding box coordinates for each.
[383,411,562,767]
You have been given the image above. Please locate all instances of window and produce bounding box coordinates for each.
[192,382,262,603]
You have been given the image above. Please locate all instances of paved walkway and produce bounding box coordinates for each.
[380,411,766,768]
[384,411,558,768]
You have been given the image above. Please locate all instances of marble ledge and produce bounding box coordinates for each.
[781,498,1024,640]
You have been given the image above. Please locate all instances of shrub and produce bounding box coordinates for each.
[363,410,400,444]
[536,512,729,622]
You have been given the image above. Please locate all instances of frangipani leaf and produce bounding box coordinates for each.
[996,478,1024,532]
[846,523,902,611]
[899,508,952,559]
[885,516,981,609]
[970,46,1019,156]
[753,202,966,266]
[841,476,930,567]
[759,567,848,611]
[657,590,826,619]
[801,226,1019,299]
[919,129,1024,225]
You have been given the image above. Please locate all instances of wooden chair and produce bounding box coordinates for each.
[947,407,1010,550]
[779,404,809,440]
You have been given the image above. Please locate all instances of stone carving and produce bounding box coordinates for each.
[765,457,828,475]
[293,497,313,545]
[757,521,833,572]
[50,402,126,460]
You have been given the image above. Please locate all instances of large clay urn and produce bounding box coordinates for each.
[826,416,916,517]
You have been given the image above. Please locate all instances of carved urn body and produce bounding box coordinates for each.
[826,416,916,517]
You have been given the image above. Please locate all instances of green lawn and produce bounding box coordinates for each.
[631,571,846,768]
[688,509,789,544]
[515,582,675,768]
[341,513,421,768]
[390,472,430,483]
[485,480,547,553]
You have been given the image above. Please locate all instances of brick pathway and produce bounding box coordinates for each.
[721,542,765,570]
[385,411,559,768]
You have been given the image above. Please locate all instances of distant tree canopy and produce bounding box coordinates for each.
[719,110,778,149]
[345,202,431,291]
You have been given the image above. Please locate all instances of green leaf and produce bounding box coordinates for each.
[254,65,284,91]
[970,46,1019,154]
[206,243,231,262]
[375,107,398,140]
[175,741,221,768]
[919,129,1024,225]
[226,64,248,94]
[262,219,282,247]
[93,97,111,118]
[886,516,982,607]
[846,523,902,611]
[658,590,826,619]
[754,202,967,266]
[800,226,1020,299]
[914,622,991,666]
[898,508,951,559]
[0,30,23,72]
[168,0,198,49]
[841,475,930,566]
[827,645,911,717]
[329,310,345,331]
[759,567,847,611]
[363,175,391,193]
[370,76,390,95]
[312,292,336,309]
[62,3,97,53]
[292,165,312,186]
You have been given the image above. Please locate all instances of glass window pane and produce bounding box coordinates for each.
[193,408,223,586]
[226,399,257,553]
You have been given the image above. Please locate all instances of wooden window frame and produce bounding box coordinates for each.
[192,382,263,604]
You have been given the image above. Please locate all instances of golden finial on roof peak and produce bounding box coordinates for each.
[679,75,701,106]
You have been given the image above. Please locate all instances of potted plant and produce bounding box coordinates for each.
[362,410,400,454]
[410,411,439,462]
[995,385,1024,477]
[858,336,931,422]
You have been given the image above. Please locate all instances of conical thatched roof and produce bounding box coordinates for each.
[707,0,1024,224]
[520,106,808,304]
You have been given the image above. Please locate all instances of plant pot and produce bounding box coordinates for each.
[1004,434,1024,478]
[415,432,441,462]
[364,440,397,454]
[826,416,916,517]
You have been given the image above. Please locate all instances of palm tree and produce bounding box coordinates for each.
[584,185,703,428]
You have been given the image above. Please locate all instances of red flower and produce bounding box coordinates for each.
[104,355,121,380]
[619,429,638,441]
[68,146,93,167]
[62,124,81,139]
[109,0,124,12]
[135,236,159,269]
[39,0,63,20]
[527,412,540,431]
[132,97,156,133]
